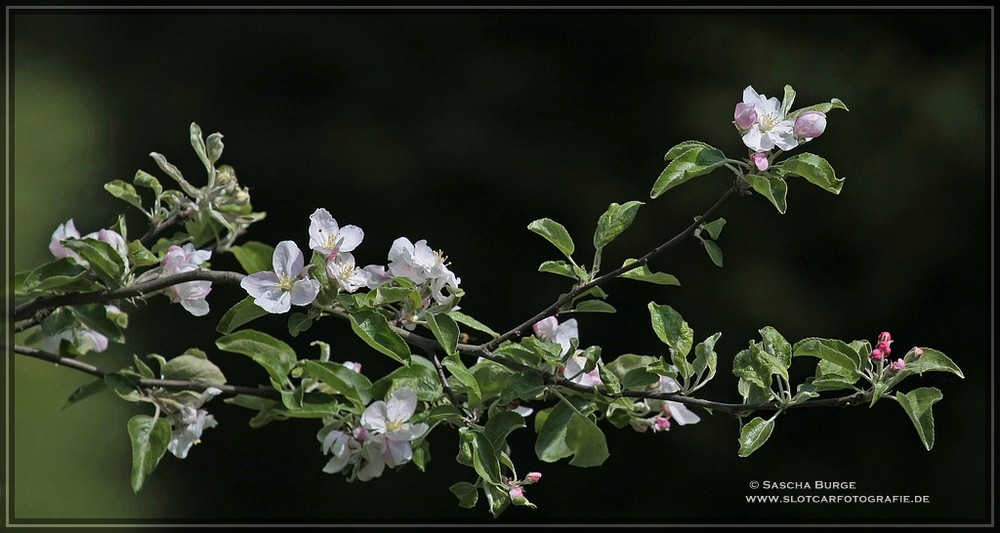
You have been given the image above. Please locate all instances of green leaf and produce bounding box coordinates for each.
[565,413,610,467]
[571,300,616,314]
[287,312,313,337]
[596,361,621,395]
[593,200,644,250]
[70,304,125,344]
[699,217,727,240]
[62,239,127,288]
[150,152,198,197]
[647,302,693,358]
[903,348,964,378]
[427,313,460,356]
[450,482,479,509]
[692,332,721,387]
[738,416,775,457]
[894,387,943,451]
[448,311,499,339]
[621,367,660,391]
[758,327,791,369]
[206,131,225,165]
[606,354,658,379]
[747,173,788,214]
[128,240,160,267]
[485,410,526,451]
[349,309,411,364]
[732,349,769,391]
[464,428,502,484]
[470,360,513,399]
[812,359,860,391]
[161,354,227,385]
[63,378,109,409]
[21,258,89,292]
[127,415,172,493]
[443,354,482,409]
[535,401,577,463]
[216,329,297,386]
[749,342,789,383]
[133,169,163,197]
[650,145,727,199]
[104,180,144,210]
[216,296,269,334]
[780,84,796,116]
[793,337,865,376]
[538,260,578,280]
[496,370,546,406]
[527,218,575,259]
[619,259,680,285]
[370,355,441,402]
[664,140,715,161]
[299,360,373,408]
[229,241,275,274]
[787,98,849,119]
[776,153,844,194]
[702,240,724,267]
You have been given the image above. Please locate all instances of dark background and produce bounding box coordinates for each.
[8,8,991,525]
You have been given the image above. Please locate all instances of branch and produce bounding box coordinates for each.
[11,345,279,400]
[12,269,246,321]
[484,184,740,352]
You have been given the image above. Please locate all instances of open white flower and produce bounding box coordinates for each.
[737,85,798,153]
[241,240,320,314]
[167,387,222,459]
[326,252,371,293]
[309,208,364,258]
[648,376,701,426]
[388,237,437,284]
[532,316,579,356]
[563,352,602,388]
[360,387,429,468]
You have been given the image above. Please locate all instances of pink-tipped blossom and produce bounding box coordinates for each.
[870,348,885,361]
[652,416,672,433]
[533,316,579,356]
[750,151,769,172]
[878,331,893,346]
[508,486,526,504]
[794,112,827,141]
[734,102,758,130]
[524,472,542,485]
[890,359,906,372]
[344,361,362,373]
[161,243,213,316]
[877,342,892,356]
[737,86,799,152]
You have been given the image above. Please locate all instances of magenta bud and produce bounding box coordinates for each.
[652,416,672,433]
[794,112,826,140]
[750,151,769,172]
[734,102,758,130]
[524,472,542,484]
[877,342,892,356]
[878,331,893,344]
[891,359,906,372]
[870,348,884,361]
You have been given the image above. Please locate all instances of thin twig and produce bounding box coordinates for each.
[484,185,740,351]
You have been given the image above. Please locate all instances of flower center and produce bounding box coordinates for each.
[759,112,781,133]
[277,275,296,291]
[386,419,405,433]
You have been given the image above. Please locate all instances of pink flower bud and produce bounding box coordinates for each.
[352,426,369,442]
[344,361,362,373]
[652,416,672,433]
[532,316,558,339]
[878,331,893,345]
[912,347,924,359]
[877,342,892,356]
[524,472,542,484]
[870,348,884,361]
[794,112,826,140]
[750,151,769,172]
[891,359,906,372]
[734,102,758,130]
[509,486,527,504]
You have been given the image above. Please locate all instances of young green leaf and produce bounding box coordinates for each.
[619,259,680,286]
[62,239,127,288]
[571,300,617,314]
[538,260,579,280]
[448,311,500,339]
[894,387,943,451]
[161,354,227,385]
[699,217,727,240]
[664,140,715,161]
[229,241,275,274]
[780,84,796,116]
[216,329,297,386]
[133,169,164,197]
[298,360,374,408]
[484,410,526,452]
[902,348,964,379]
[427,313,460,356]
[565,413,610,467]
[787,98,849,119]
[776,153,844,194]
[793,337,866,376]
[443,354,482,409]
[287,312,313,337]
[702,240,724,267]
[104,180,144,210]
[127,415,171,493]
[21,258,89,293]
[450,481,480,509]
[593,200,644,250]
[651,145,727,199]
[747,173,788,214]
[527,218,575,259]
[349,309,411,364]
[738,416,775,457]
[647,302,694,358]
[63,378,109,410]
[216,296,269,334]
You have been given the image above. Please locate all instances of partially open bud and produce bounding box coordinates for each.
[524,472,542,485]
[794,112,827,140]
[734,102,758,130]
[509,486,528,506]
[890,359,906,372]
[750,151,769,172]
[652,416,672,433]
[912,347,924,359]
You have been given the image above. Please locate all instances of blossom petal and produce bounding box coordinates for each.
[361,401,389,432]
[273,240,304,278]
[667,401,701,425]
[338,225,364,253]
[289,278,320,306]
[386,387,418,422]
[240,271,280,298]
[383,439,413,467]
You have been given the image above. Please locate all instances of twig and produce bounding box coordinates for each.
[484,185,740,351]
